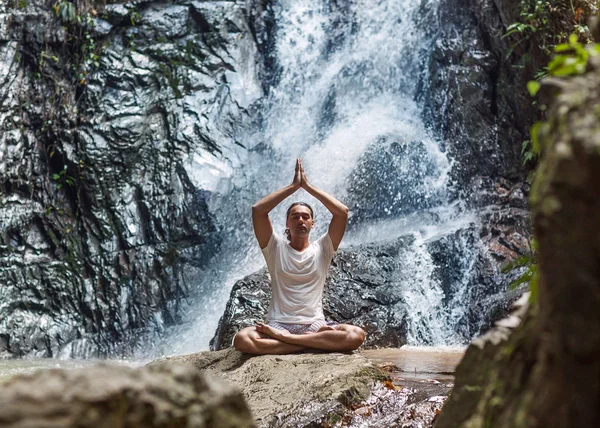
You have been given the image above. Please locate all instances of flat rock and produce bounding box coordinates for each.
[155,348,385,426]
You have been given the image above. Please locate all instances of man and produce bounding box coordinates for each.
[233,159,366,355]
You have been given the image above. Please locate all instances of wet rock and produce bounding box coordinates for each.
[346,136,445,224]
[0,362,255,427]
[0,0,261,358]
[157,348,455,427]
[420,0,541,189]
[156,348,385,427]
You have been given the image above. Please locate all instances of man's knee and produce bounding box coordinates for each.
[347,326,366,350]
[337,325,366,351]
[233,329,256,353]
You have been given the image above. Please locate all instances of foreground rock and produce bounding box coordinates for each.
[156,348,458,427]
[155,348,383,426]
[436,44,600,427]
[0,363,255,427]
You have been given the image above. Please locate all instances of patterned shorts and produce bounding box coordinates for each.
[267,319,338,334]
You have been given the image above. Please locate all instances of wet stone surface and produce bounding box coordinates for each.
[0,0,261,358]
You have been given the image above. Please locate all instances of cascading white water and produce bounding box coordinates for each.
[164,0,485,355]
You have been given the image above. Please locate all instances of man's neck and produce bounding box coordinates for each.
[289,236,310,252]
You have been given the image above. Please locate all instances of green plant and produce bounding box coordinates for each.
[547,34,600,76]
[502,240,539,302]
[503,0,598,58]
[52,166,76,190]
[527,39,600,159]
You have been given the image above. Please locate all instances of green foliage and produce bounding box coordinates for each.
[504,0,597,56]
[502,241,539,303]
[504,1,598,167]
[526,39,600,158]
[548,34,600,76]
[52,166,76,190]
[53,0,77,22]
[49,1,103,85]
[527,80,541,96]
[521,140,536,165]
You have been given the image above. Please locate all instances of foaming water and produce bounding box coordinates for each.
[159,0,491,355]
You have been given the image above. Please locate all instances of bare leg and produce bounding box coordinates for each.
[233,327,306,355]
[256,323,365,352]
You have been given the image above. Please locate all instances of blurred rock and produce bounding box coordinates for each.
[0,362,255,428]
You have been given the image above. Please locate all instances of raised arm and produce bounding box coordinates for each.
[252,159,302,248]
[299,160,348,251]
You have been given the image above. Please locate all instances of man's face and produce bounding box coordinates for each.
[286,205,314,238]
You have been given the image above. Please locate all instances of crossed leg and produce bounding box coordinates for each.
[233,323,366,355]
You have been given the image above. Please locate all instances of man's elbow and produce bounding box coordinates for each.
[252,204,267,216]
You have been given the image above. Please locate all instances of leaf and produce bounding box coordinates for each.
[383,380,395,390]
[527,80,540,96]
[554,43,571,53]
[501,254,531,273]
[569,34,578,46]
[522,151,535,165]
[529,272,539,303]
[509,269,533,290]
[530,121,543,153]
[548,55,567,72]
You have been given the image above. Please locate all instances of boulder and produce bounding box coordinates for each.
[156,348,385,427]
[0,363,255,428]
[210,238,414,351]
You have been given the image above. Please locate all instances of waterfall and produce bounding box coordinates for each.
[162,0,486,355]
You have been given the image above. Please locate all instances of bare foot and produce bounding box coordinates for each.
[256,323,290,341]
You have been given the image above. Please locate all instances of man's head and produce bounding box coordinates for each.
[285,202,314,241]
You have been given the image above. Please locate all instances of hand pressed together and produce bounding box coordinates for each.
[292,158,311,190]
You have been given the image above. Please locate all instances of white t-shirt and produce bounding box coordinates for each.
[261,232,336,324]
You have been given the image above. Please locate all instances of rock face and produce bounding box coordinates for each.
[0,0,260,358]
[420,0,541,189]
[156,348,385,427]
[211,210,530,350]
[0,362,255,427]
[436,49,600,427]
